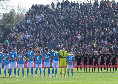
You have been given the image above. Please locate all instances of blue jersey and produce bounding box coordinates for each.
[9,51,17,62]
[4,54,9,65]
[66,55,74,65]
[42,52,50,62]
[17,55,24,64]
[26,51,34,62]
[50,51,59,61]
[0,52,3,63]
[34,56,42,64]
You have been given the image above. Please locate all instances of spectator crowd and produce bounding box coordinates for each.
[1,0,118,54]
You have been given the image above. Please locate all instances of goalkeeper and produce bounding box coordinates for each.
[58,48,68,77]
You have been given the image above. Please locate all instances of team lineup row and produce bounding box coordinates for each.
[76,51,118,73]
[0,48,74,77]
[0,48,118,77]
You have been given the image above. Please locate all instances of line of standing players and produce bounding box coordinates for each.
[0,47,75,77]
[75,50,118,72]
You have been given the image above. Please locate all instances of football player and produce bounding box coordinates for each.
[42,48,51,77]
[3,51,10,77]
[17,51,25,77]
[26,47,34,77]
[66,52,74,77]
[34,50,42,77]
[9,48,17,77]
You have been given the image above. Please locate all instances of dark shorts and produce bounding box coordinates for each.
[94,62,98,65]
[106,61,110,65]
[89,61,93,65]
[112,62,116,65]
[84,61,87,65]
[77,61,81,65]
[100,61,105,65]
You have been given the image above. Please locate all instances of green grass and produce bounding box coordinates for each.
[0,68,118,84]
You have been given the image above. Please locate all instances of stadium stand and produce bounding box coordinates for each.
[2,0,118,54]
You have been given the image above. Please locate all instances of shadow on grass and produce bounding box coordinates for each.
[0,77,15,78]
[74,72,116,73]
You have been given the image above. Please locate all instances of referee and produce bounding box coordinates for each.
[58,48,68,77]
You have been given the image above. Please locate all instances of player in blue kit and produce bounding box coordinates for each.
[42,48,51,77]
[66,52,74,77]
[3,51,11,77]
[17,51,25,77]
[34,50,42,77]
[9,48,17,77]
[0,49,3,77]
[50,50,60,77]
[26,47,34,77]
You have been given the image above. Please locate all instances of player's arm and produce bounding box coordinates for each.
[28,56,34,60]
[3,54,5,57]
[20,56,24,60]
[16,56,20,60]
[0,55,2,60]
[10,56,17,60]
[66,58,68,63]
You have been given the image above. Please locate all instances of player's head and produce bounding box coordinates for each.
[38,50,42,56]
[56,46,60,51]
[29,47,32,51]
[19,51,23,54]
[45,47,48,52]
[5,51,8,54]
[12,48,17,52]
[62,48,65,51]
[51,49,54,52]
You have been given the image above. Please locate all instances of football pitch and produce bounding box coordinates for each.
[0,68,118,84]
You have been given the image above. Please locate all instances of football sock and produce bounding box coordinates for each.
[48,68,50,75]
[61,68,62,75]
[35,68,38,75]
[110,66,111,72]
[52,68,54,75]
[22,68,24,76]
[77,66,78,71]
[67,70,69,77]
[107,67,108,71]
[64,68,66,75]
[44,68,45,76]
[115,66,117,71]
[113,66,114,71]
[80,66,82,71]
[31,68,33,75]
[55,68,57,75]
[94,67,95,72]
[104,66,106,70]
[92,67,93,72]
[8,69,11,76]
[84,65,85,72]
[98,66,99,72]
[18,69,20,76]
[27,68,29,76]
[0,68,1,75]
[71,70,73,76]
[14,68,16,75]
[89,66,90,72]
[39,68,41,76]
[10,69,12,76]
[86,65,87,72]
[4,69,6,76]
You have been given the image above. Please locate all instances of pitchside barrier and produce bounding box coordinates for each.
[2,62,118,68]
